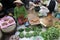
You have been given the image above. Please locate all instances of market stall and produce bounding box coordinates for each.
[0,0,60,40]
[8,9,60,40]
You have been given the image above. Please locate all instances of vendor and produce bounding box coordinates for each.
[21,0,29,10]
[57,0,60,3]
[34,1,40,12]
[14,0,28,25]
[0,3,7,18]
[47,0,60,17]
[29,1,40,11]
[41,0,58,17]
[57,0,60,12]
[1,0,15,16]
[44,0,60,12]
[55,0,60,19]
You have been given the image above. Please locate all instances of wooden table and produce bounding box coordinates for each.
[28,10,40,25]
[28,10,60,27]
[40,16,60,27]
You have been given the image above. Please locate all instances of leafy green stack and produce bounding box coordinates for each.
[18,25,42,38]
[41,27,60,40]
[19,32,24,38]
[25,28,31,32]
[25,32,32,38]
[53,21,60,28]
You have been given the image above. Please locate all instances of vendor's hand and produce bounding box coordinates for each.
[22,18,28,23]
[29,6,34,10]
[9,13,13,16]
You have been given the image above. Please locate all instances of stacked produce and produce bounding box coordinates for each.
[53,21,60,28]
[15,25,60,40]
[41,27,60,40]
[18,25,42,38]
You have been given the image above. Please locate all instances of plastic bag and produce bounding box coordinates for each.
[39,6,49,16]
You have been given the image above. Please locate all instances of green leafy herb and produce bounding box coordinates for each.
[32,31,39,36]
[18,28,24,32]
[19,32,24,38]
[41,27,60,40]
[25,32,32,38]
[25,28,31,32]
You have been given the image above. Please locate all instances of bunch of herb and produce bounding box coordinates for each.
[19,32,24,38]
[41,27,60,40]
[25,32,32,38]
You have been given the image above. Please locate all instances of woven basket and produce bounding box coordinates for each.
[1,24,16,33]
